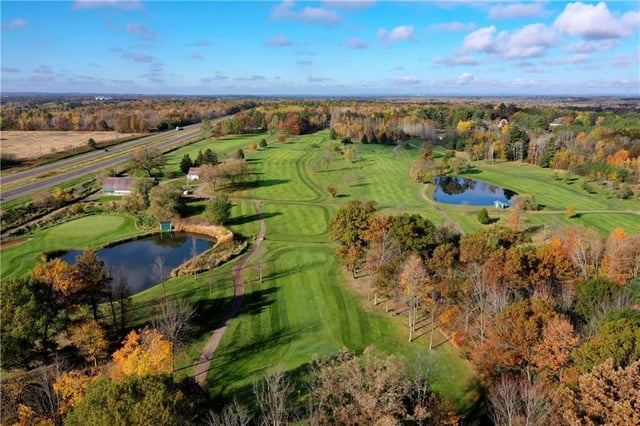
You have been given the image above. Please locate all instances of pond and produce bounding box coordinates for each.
[61,233,214,294]
[433,176,517,206]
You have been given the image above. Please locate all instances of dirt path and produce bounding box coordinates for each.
[420,184,465,235]
[193,199,266,387]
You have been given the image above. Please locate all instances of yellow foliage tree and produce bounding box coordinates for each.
[109,327,173,381]
[456,120,474,135]
[32,258,79,299]
[53,370,97,417]
[69,319,108,368]
[13,404,55,426]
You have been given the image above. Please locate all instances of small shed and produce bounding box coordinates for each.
[102,177,136,195]
[159,221,173,232]
[494,200,508,209]
[187,167,201,181]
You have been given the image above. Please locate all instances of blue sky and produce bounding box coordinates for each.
[1,1,639,96]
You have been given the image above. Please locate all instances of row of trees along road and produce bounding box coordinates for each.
[330,200,640,425]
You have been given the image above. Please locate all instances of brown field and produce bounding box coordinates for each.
[0,131,141,160]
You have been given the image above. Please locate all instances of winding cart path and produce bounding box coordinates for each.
[193,200,266,387]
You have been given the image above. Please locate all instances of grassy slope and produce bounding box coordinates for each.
[0,215,145,279]
[188,132,478,412]
[462,161,640,234]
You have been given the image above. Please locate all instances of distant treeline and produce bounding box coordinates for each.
[0,97,257,132]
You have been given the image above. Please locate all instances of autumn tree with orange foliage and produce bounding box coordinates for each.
[109,327,173,380]
[603,234,640,284]
[32,258,80,305]
[476,299,577,385]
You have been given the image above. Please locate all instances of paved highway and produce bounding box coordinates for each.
[0,123,204,202]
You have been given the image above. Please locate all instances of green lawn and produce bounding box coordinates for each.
[205,241,478,411]
[461,161,640,234]
[467,161,636,212]
[0,214,146,279]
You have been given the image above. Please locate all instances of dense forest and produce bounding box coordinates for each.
[0,96,257,132]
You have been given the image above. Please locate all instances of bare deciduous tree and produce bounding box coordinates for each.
[152,298,196,351]
[253,367,292,426]
[206,399,251,426]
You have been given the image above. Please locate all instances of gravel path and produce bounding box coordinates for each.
[193,200,266,387]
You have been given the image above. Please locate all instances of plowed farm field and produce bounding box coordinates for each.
[0,131,140,159]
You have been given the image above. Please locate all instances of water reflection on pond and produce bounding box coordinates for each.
[62,233,214,294]
[433,176,517,206]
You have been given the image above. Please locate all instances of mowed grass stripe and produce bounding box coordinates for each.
[205,242,404,403]
[236,143,321,202]
[260,202,332,243]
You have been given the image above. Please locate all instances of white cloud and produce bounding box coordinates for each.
[323,0,375,9]
[234,75,265,81]
[457,72,474,85]
[32,65,54,81]
[111,47,154,63]
[72,0,145,11]
[554,2,639,39]
[565,39,617,53]
[377,25,415,44]
[343,37,369,49]
[201,73,229,84]
[429,21,476,32]
[271,1,339,26]
[464,24,557,59]
[391,76,419,84]
[489,3,548,20]
[497,23,557,59]
[570,54,590,63]
[463,26,496,53]
[126,23,156,40]
[434,55,478,66]
[2,18,27,30]
[265,34,292,47]
[613,54,632,68]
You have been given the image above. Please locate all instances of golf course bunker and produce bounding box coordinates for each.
[433,176,517,206]
[62,233,214,294]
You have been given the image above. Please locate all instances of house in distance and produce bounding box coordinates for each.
[187,167,201,181]
[102,177,137,196]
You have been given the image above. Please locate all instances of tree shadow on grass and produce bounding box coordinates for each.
[261,260,326,282]
[206,333,318,412]
[226,211,281,227]
[236,179,290,189]
[181,203,206,216]
[454,376,490,424]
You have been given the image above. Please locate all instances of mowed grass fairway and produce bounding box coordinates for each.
[177,133,479,413]
[206,241,478,410]
[0,215,145,279]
